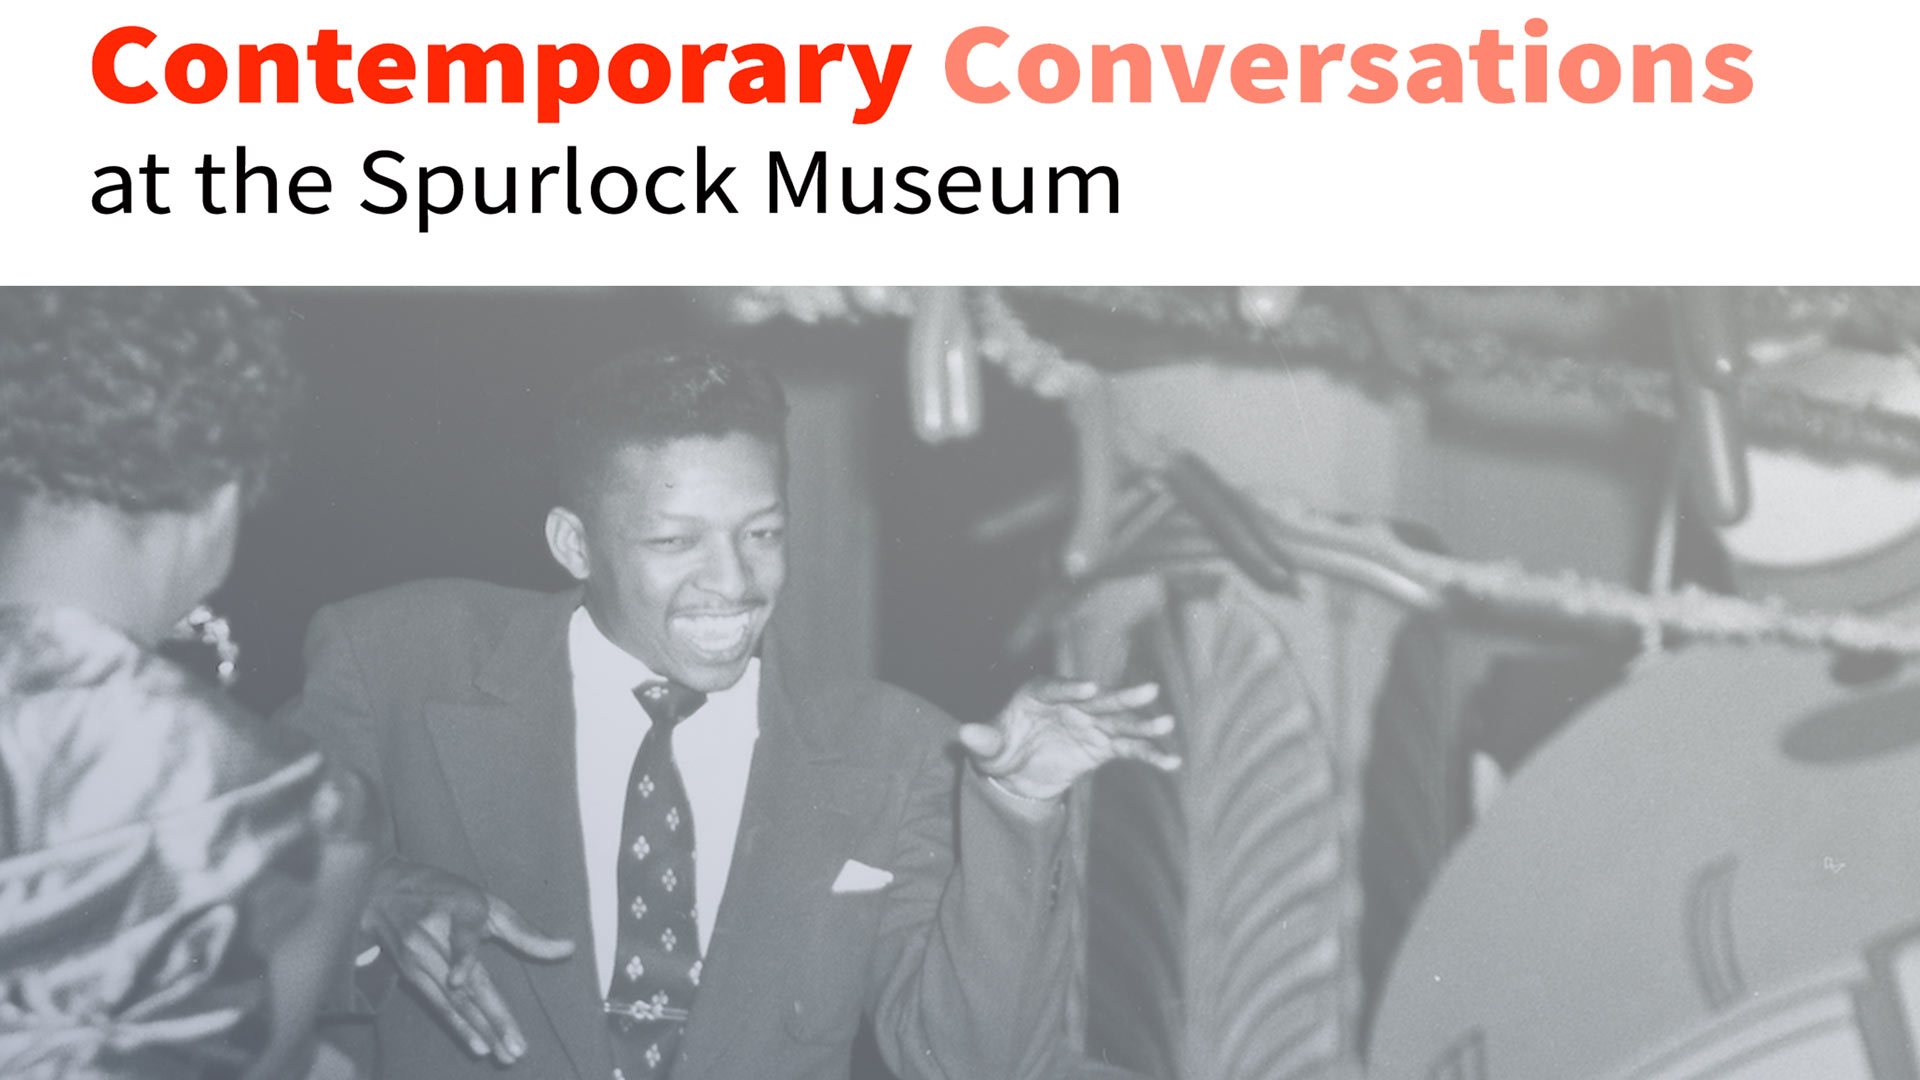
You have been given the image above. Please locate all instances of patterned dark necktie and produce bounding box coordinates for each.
[605,679,707,1080]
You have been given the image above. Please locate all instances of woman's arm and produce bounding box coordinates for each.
[244,767,382,1080]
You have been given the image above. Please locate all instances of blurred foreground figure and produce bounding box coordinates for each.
[0,288,378,1080]
[1371,349,1920,1080]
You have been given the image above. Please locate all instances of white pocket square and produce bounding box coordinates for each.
[831,859,894,894]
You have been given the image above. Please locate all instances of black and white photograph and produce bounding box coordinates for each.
[7,286,1920,1080]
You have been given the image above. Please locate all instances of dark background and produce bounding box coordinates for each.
[216,287,1066,727]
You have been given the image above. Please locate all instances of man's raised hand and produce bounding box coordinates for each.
[959,679,1180,803]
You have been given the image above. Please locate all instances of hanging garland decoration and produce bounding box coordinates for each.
[1243,491,1920,657]
[722,285,1920,654]
[724,286,1920,470]
[724,285,917,325]
[971,288,1102,400]
[1376,327,1920,473]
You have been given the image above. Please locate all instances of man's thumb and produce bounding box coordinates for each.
[487,898,577,963]
[957,723,1006,761]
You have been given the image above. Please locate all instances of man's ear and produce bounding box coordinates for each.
[545,507,591,582]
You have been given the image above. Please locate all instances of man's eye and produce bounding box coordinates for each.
[646,537,695,551]
[749,527,785,543]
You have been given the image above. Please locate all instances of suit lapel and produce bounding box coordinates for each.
[424,589,614,1080]
[671,660,893,1080]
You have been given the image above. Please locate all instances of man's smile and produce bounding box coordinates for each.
[672,609,760,658]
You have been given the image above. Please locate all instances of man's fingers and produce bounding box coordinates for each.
[486,896,577,963]
[1097,713,1176,740]
[459,960,529,1062]
[1110,738,1183,772]
[394,939,490,1057]
[449,986,515,1061]
[398,927,516,1060]
[445,911,481,989]
[412,984,488,1058]
[1076,682,1162,714]
[957,722,1007,762]
[1027,679,1101,704]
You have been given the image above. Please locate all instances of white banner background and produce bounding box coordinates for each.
[2,0,1911,284]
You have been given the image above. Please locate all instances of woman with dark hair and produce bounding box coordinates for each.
[0,288,377,1080]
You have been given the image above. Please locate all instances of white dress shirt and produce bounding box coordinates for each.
[568,606,760,993]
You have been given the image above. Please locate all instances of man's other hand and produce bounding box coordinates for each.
[959,680,1179,803]
[361,857,575,1065]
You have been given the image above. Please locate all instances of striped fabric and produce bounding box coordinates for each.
[1076,567,1413,1080]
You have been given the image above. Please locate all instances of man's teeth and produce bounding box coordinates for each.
[677,613,753,652]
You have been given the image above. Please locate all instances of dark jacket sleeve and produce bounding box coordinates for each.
[275,604,402,1029]
[865,728,1080,1080]
[279,605,396,853]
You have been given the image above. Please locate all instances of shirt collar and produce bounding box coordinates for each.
[568,606,660,691]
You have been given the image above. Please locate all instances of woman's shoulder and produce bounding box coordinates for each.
[2,605,327,851]
[0,606,335,1079]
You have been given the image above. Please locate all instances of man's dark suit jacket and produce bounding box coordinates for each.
[281,580,1079,1080]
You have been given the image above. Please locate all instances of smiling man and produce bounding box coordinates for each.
[283,352,1173,1080]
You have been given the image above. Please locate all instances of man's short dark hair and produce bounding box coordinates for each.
[0,287,298,515]
[552,351,789,510]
